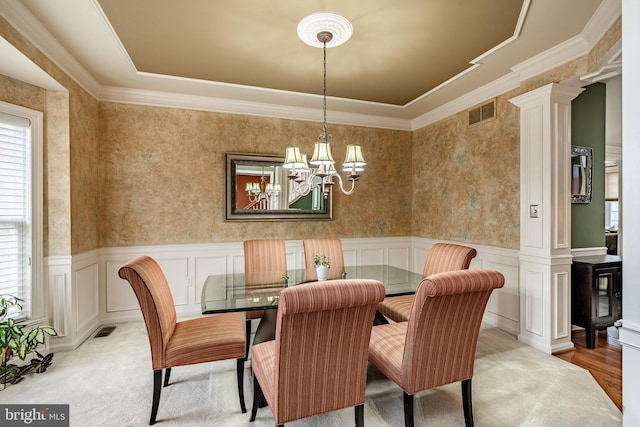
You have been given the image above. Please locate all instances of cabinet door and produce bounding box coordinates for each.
[613,266,622,320]
[593,266,618,325]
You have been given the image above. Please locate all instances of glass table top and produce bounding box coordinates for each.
[201,264,423,314]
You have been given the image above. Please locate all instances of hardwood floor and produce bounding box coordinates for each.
[555,329,622,411]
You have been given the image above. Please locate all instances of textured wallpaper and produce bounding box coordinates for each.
[69,88,100,254]
[412,95,521,249]
[1,15,101,257]
[97,103,413,246]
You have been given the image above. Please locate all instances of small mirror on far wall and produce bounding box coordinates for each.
[571,145,592,204]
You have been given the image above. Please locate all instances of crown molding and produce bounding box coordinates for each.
[410,72,520,130]
[512,35,590,83]
[98,86,413,131]
[1,0,621,133]
[581,0,622,47]
[512,0,621,83]
[0,0,101,96]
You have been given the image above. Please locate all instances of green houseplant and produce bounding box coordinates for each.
[314,254,330,281]
[0,295,57,389]
[313,253,330,268]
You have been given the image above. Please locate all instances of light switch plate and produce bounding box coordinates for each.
[529,205,539,218]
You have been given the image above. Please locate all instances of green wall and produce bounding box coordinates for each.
[571,82,606,249]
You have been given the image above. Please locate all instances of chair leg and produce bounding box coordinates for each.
[374,310,389,325]
[150,369,162,425]
[245,319,252,361]
[462,379,474,427]
[403,392,413,427]
[250,374,262,422]
[163,367,171,387]
[237,358,247,413]
[355,404,364,427]
[403,392,414,427]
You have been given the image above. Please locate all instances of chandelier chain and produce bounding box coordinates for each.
[322,38,328,140]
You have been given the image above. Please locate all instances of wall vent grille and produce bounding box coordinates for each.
[94,326,116,338]
[468,99,496,126]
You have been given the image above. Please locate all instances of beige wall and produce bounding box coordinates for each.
[1,15,100,257]
[98,103,413,246]
[69,87,100,254]
[0,15,622,254]
[411,96,520,249]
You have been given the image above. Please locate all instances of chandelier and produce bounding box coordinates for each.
[283,13,366,199]
[244,173,281,210]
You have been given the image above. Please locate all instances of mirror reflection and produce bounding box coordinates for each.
[225,152,332,221]
[571,145,592,204]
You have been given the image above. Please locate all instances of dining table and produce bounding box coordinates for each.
[201,264,423,345]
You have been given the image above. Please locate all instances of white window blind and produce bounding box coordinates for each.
[0,111,31,318]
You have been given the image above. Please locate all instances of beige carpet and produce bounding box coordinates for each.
[0,322,621,426]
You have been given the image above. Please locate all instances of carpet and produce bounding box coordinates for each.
[0,322,622,426]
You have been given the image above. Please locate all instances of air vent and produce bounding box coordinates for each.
[468,99,496,126]
[94,326,116,338]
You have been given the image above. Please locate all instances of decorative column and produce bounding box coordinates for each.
[510,83,584,354]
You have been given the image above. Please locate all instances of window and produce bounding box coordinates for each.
[0,102,43,319]
[606,201,619,230]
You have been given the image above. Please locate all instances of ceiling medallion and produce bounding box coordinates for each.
[296,12,353,48]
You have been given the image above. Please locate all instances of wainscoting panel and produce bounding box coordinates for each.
[482,254,520,335]
[48,252,102,352]
[194,255,229,305]
[360,248,385,266]
[285,240,304,269]
[156,257,191,306]
[51,270,69,337]
[388,246,411,270]
[524,267,544,337]
[57,237,521,350]
[74,263,99,334]
[553,270,570,340]
[105,260,140,313]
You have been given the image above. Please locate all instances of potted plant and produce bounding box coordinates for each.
[314,254,330,281]
[0,295,57,389]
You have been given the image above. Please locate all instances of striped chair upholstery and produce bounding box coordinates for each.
[243,239,288,346]
[302,238,346,281]
[118,256,247,425]
[368,269,505,427]
[377,243,477,322]
[250,279,386,426]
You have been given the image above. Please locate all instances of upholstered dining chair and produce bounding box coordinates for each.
[368,269,504,427]
[118,255,247,425]
[377,242,477,323]
[303,238,346,281]
[250,278,386,426]
[243,239,288,350]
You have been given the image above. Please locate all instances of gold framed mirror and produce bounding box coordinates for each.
[225,152,332,221]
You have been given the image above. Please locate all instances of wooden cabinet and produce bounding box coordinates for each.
[571,255,622,349]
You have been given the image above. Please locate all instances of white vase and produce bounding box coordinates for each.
[316,266,329,281]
